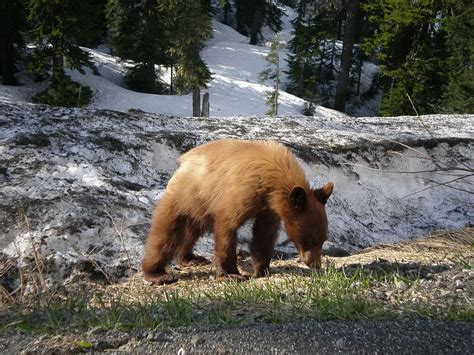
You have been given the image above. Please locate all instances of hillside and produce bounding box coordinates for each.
[0,11,378,118]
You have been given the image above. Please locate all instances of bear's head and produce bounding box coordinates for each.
[283,182,333,269]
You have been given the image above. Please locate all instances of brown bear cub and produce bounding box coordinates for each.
[142,139,333,284]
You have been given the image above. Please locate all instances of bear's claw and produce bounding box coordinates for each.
[144,273,177,285]
[216,273,250,281]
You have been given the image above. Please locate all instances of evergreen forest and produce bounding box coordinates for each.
[0,0,472,115]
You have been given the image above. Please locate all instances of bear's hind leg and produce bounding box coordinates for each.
[214,218,248,281]
[175,219,210,267]
[251,210,280,277]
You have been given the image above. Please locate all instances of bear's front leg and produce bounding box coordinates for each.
[214,220,248,281]
[251,210,280,277]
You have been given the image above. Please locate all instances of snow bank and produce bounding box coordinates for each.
[1,101,472,287]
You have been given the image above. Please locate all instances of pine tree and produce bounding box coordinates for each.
[165,0,212,116]
[334,0,360,112]
[27,0,96,106]
[441,0,474,113]
[27,0,96,83]
[167,0,212,94]
[286,0,342,105]
[0,0,26,85]
[107,0,171,93]
[363,0,452,116]
[76,0,108,48]
[260,34,281,116]
[235,0,284,45]
[286,0,317,99]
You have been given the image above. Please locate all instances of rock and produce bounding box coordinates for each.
[322,242,350,257]
[396,281,408,291]
[454,280,465,289]
[335,338,345,349]
[87,326,105,336]
[191,334,205,346]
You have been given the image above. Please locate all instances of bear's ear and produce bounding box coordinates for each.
[314,181,334,205]
[290,186,307,213]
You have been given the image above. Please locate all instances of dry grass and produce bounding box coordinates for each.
[96,228,473,306]
[338,228,473,265]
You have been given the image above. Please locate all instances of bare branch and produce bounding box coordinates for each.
[406,93,473,172]
[401,174,474,198]
[105,209,133,273]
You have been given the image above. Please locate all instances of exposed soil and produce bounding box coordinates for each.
[90,228,473,310]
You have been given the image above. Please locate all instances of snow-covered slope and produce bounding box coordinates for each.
[1,101,472,287]
[1,18,331,118]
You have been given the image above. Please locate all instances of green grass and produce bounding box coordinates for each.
[1,265,471,335]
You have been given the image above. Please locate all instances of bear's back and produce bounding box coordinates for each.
[167,139,308,220]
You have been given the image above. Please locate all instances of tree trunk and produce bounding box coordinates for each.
[201,92,210,117]
[249,6,263,45]
[223,1,230,25]
[334,0,359,112]
[357,53,363,95]
[52,50,64,87]
[170,66,174,95]
[0,37,16,85]
[192,87,201,117]
[145,62,156,93]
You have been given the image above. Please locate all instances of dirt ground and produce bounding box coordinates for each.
[0,228,472,354]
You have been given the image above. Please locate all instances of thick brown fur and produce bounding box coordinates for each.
[142,139,333,284]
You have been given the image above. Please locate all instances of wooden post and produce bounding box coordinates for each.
[201,93,210,117]
[192,87,201,117]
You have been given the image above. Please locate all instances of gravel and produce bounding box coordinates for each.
[1,320,472,354]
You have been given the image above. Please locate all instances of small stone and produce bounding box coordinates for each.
[191,335,204,346]
[374,290,386,299]
[453,273,464,282]
[336,338,345,349]
[154,332,169,342]
[396,281,408,291]
[454,280,465,289]
[87,326,104,336]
